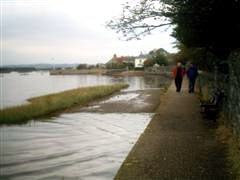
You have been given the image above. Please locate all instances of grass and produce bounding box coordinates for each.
[216,117,240,178]
[197,75,240,177]
[0,83,128,125]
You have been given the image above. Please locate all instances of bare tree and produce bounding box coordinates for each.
[106,0,173,40]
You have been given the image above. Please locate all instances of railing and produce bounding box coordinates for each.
[104,68,128,75]
[144,66,173,76]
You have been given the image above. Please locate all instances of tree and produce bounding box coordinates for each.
[107,0,240,59]
[149,48,169,65]
[173,44,218,71]
[107,0,173,40]
[155,54,168,65]
[77,64,87,70]
[170,0,240,59]
[144,59,155,67]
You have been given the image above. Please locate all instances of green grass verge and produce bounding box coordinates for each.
[0,83,128,125]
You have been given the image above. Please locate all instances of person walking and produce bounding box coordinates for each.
[172,62,185,92]
[187,63,198,93]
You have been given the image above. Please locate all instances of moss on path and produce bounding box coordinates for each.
[115,78,233,179]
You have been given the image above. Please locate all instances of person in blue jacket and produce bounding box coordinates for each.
[187,63,198,93]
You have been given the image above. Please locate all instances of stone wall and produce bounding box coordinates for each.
[227,49,240,135]
[198,49,240,135]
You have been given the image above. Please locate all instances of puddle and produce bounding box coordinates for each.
[0,112,153,180]
[102,93,139,103]
[86,105,101,109]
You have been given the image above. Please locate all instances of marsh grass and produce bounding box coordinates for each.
[0,84,128,125]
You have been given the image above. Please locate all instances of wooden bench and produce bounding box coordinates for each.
[200,89,224,120]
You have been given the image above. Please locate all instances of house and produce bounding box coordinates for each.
[134,52,150,68]
[134,58,147,68]
[106,54,134,69]
[107,54,125,64]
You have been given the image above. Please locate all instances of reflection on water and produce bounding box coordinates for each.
[0,113,152,180]
[1,71,170,108]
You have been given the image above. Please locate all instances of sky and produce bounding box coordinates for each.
[1,0,177,65]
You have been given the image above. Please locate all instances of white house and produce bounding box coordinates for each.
[134,58,147,68]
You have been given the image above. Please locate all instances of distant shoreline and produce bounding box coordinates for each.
[49,68,106,75]
[49,69,145,76]
[1,68,172,77]
[49,69,164,77]
[0,67,38,73]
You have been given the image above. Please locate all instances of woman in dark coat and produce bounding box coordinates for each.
[187,63,198,93]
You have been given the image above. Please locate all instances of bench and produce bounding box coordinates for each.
[200,89,224,120]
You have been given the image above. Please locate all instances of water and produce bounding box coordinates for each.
[0,71,169,108]
[0,113,153,180]
[0,71,170,180]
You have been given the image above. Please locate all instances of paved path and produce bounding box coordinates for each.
[115,78,233,179]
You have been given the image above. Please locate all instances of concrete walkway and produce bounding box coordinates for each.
[115,78,233,179]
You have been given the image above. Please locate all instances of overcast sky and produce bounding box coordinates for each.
[1,0,177,65]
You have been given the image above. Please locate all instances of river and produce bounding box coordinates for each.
[0,71,171,180]
[0,71,167,109]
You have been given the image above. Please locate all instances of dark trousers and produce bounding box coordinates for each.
[188,78,196,93]
[175,78,183,92]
